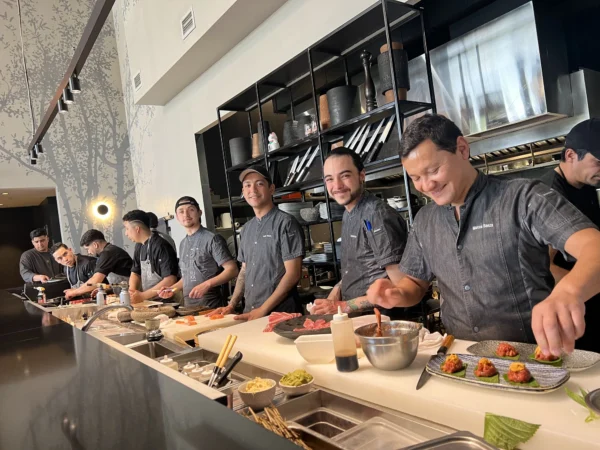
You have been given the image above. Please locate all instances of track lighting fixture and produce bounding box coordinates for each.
[30,149,37,165]
[35,143,43,154]
[69,74,81,93]
[63,87,74,104]
[57,97,68,113]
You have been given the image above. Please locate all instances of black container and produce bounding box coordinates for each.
[377,48,410,94]
[257,121,270,154]
[229,137,251,166]
[326,86,361,126]
[283,120,297,145]
[295,115,313,139]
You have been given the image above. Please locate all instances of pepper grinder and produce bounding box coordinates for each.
[361,50,376,111]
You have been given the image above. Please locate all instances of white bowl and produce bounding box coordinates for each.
[279,378,314,397]
[295,334,335,364]
[237,379,277,410]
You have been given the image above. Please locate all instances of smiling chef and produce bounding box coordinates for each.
[367,114,600,358]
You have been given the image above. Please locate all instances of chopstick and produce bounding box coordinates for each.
[208,334,233,387]
[209,335,238,388]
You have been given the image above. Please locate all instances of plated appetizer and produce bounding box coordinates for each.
[474,358,499,383]
[530,346,563,367]
[495,342,519,360]
[503,362,540,387]
[441,354,467,377]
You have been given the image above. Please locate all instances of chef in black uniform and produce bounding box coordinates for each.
[50,243,97,292]
[541,118,600,352]
[19,228,62,283]
[209,166,305,321]
[368,114,600,357]
[68,229,133,299]
[123,210,179,304]
[312,147,408,316]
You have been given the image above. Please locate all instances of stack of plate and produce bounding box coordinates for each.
[278,202,313,222]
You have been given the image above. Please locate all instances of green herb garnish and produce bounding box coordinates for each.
[484,413,540,450]
[565,387,600,423]
[528,354,563,367]
[495,353,520,361]
[502,374,540,388]
[475,372,500,384]
[440,363,467,378]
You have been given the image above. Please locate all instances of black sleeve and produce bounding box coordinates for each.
[19,252,35,283]
[131,244,142,275]
[154,238,179,278]
[81,257,97,281]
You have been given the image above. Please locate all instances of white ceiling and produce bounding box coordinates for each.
[0,188,57,208]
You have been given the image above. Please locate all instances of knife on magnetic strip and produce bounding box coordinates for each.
[416,334,455,390]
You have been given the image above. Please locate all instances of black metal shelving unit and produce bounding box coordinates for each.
[216,0,437,282]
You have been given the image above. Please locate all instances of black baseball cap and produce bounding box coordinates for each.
[565,118,600,159]
[175,196,200,211]
[239,165,272,184]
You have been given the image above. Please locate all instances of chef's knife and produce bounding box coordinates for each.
[416,334,455,390]
[344,125,363,149]
[284,155,300,186]
[296,146,320,183]
[359,118,386,157]
[288,147,312,186]
[364,115,396,164]
[354,122,372,155]
[347,123,368,150]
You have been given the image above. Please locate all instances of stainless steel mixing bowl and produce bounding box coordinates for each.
[355,320,422,371]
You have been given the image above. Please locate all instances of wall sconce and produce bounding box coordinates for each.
[93,203,110,219]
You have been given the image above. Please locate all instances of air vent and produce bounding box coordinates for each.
[133,71,141,91]
[181,8,196,40]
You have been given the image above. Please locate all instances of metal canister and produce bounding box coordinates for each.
[120,289,130,306]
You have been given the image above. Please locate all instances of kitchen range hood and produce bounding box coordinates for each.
[406,1,600,157]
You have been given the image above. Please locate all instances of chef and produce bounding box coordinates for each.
[123,210,179,304]
[209,166,305,320]
[312,147,408,316]
[19,228,62,283]
[540,118,600,352]
[66,229,133,299]
[50,243,97,292]
[158,196,238,308]
[146,211,177,252]
[367,114,600,357]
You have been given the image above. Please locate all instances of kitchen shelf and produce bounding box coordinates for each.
[267,135,319,158]
[302,260,339,267]
[274,177,324,197]
[226,155,266,173]
[299,217,342,226]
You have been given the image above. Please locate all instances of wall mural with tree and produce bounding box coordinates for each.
[0,0,137,252]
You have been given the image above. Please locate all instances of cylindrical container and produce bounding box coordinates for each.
[229,137,252,166]
[326,86,361,126]
[96,286,105,306]
[251,133,260,158]
[120,289,130,306]
[189,367,205,381]
[377,42,410,103]
[257,121,270,154]
[160,356,179,371]
[295,115,312,139]
[182,362,197,375]
[319,95,331,130]
[331,306,359,372]
[283,120,296,145]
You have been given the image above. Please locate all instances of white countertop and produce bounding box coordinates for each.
[197,318,600,450]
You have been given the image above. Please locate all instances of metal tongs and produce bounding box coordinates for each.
[208,334,238,388]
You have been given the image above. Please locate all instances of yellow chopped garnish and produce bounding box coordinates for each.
[510,362,526,372]
[479,358,492,365]
[446,354,459,363]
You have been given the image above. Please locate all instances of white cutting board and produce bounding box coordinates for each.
[161,314,238,341]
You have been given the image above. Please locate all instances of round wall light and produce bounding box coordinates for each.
[94,203,110,219]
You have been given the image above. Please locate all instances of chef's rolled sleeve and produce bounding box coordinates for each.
[521,181,597,255]
[399,226,434,282]
[371,206,407,268]
[280,219,305,261]
[211,234,233,267]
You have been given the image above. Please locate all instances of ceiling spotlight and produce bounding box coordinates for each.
[1,192,8,195]
[35,143,43,154]
[63,87,74,104]
[30,150,37,165]
[69,74,81,94]
[31,146,38,160]
[57,97,68,113]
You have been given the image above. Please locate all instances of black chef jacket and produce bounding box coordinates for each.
[541,168,600,352]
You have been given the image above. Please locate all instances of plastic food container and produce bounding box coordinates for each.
[295,334,335,364]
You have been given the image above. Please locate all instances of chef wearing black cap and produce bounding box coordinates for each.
[541,118,600,352]
[158,196,238,308]
[209,166,305,321]
[123,209,179,303]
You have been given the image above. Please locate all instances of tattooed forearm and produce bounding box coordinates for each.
[342,297,373,314]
